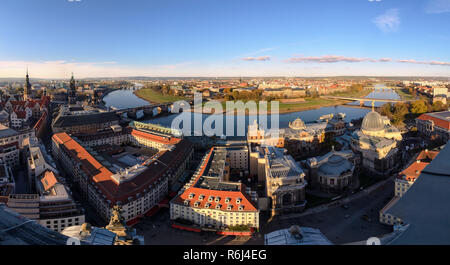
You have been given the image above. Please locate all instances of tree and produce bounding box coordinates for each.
[392,102,409,125]
[432,101,446,112]
[410,100,428,115]
[380,103,393,118]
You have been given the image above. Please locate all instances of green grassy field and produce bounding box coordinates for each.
[135,88,185,104]
[331,89,372,98]
[395,88,415,100]
[276,98,350,113]
[208,97,350,114]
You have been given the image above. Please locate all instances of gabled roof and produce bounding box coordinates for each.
[417,112,450,130]
[172,148,258,212]
[40,170,58,192]
[52,132,191,205]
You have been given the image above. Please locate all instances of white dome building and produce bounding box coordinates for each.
[351,109,403,178]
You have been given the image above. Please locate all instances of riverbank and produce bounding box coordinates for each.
[133,87,377,114]
[188,98,352,114]
[134,88,185,104]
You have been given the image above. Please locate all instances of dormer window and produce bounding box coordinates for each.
[227,205,232,210]
[199,195,205,201]
[214,197,220,202]
[184,200,190,206]
[238,206,244,211]
[189,193,195,199]
[215,204,222,210]
[225,197,231,203]
[194,201,200,207]
[236,198,242,204]
[205,203,211,209]
[208,196,214,202]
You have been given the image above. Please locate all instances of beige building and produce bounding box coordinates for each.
[170,148,259,230]
[52,125,193,225]
[351,109,402,178]
[52,105,120,134]
[264,147,307,215]
[0,124,35,168]
[7,171,85,232]
[305,149,357,194]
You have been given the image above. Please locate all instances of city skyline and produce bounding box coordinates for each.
[1,0,450,78]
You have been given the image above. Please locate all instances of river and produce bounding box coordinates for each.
[102,88,374,135]
[348,84,401,107]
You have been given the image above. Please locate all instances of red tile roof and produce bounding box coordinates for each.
[418,113,450,130]
[416,150,439,161]
[400,161,429,181]
[52,131,191,205]
[399,150,440,181]
[131,129,181,145]
[33,111,47,130]
[173,148,258,212]
[40,171,58,192]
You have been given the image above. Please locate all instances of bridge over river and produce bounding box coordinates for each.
[321,95,414,104]
[112,100,194,119]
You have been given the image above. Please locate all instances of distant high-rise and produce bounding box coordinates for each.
[68,73,77,105]
[24,69,32,100]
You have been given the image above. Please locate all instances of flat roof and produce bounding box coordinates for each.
[0,204,70,245]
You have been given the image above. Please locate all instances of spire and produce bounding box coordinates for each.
[24,68,32,100]
[372,101,375,112]
[68,73,77,104]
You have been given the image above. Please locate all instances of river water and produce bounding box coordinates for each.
[349,84,401,107]
[102,84,400,135]
[103,88,370,135]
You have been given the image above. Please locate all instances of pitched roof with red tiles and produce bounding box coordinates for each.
[399,150,440,181]
[417,112,450,130]
[40,171,58,192]
[400,161,429,181]
[52,131,192,206]
[416,150,440,162]
[131,129,181,145]
[172,148,258,213]
[33,111,47,130]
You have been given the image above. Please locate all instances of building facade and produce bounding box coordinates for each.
[264,147,307,215]
[170,148,259,230]
[305,149,357,194]
[416,111,450,143]
[351,110,402,178]
[52,125,193,225]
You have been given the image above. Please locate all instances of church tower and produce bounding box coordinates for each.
[68,73,77,105]
[24,69,32,100]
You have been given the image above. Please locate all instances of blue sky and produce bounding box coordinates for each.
[0,0,450,78]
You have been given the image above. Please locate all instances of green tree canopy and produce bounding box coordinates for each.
[410,100,428,115]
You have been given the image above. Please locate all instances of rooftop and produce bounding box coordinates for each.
[0,204,70,245]
[265,226,332,245]
[387,140,450,245]
[266,146,305,179]
[52,131,191,205]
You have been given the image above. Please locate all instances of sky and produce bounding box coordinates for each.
[0,0,450,78]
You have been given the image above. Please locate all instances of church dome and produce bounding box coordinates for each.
[362,111,384,132]
[289,118,306,130]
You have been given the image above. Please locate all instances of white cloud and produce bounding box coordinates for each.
[425,0,450,14]
[373,9,400,32]
[242,56,271,61]
[1,56,449,79]
[287,55,373,63]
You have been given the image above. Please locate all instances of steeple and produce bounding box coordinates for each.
[68,73,77,105]
[24,68,32,100]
